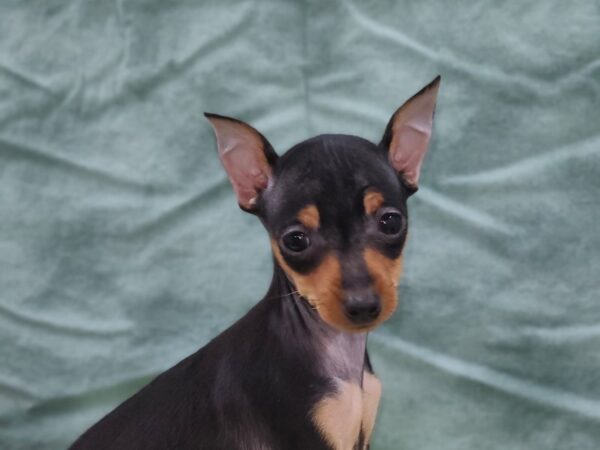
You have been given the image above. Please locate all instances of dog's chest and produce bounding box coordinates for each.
[310,333,382,450]
[311,373,382,450]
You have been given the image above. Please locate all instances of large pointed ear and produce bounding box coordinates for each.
[204,113,278,212]
[379,76,440,193]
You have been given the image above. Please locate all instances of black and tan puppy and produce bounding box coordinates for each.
[70,76,441,450]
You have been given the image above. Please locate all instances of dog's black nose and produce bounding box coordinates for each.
[343,292,381,325]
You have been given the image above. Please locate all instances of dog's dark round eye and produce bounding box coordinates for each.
[282,231,311,252]
[379,212,403,235]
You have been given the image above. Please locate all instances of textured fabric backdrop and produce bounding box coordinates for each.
[1,1,599,449]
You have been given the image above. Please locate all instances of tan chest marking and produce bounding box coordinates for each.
[312,380,363,450]
[311,374,383,450]
[361,371,382,448]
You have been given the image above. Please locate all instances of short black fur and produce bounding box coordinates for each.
[70,135,404,450]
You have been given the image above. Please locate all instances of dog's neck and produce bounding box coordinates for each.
[266,262,367,384]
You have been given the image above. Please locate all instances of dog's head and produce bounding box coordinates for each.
[206,76,440,332]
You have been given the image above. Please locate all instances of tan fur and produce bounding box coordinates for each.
[271,243,404,332]
[361,371,382,448]
[363,249,403,324]
[297,204,320,230]
[271,242,354,331]
[312,380,363,450]
[363,190,384,215]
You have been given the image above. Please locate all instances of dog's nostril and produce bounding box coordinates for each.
[343,294,381,324]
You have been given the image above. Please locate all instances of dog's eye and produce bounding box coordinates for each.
[379,212,403,235]
[282,231,311,252]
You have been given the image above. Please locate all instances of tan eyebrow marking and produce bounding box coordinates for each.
[296,204,320,230]
[363,190,384,215]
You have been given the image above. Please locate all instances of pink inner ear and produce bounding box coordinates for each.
[221,144,270,208]
[387,76,439,189]
[391,123,431,188]
[208,118,271,209]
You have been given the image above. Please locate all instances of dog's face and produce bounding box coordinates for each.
[263,136,408,332]
[206,77,440,332]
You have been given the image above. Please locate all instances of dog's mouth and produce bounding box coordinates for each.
[306,294,397,334]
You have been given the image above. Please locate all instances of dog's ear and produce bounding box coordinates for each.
[379,76,440,193]
[205,113,278,212]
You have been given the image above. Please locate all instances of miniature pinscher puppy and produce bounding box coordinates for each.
[70,76,441,450]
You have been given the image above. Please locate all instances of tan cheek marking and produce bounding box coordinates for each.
[363,248,403,323]
[271,241,354,331]
[296,204,320,230]
[312,380,363,450]
[361,372,382,448]
[363,190,384,215]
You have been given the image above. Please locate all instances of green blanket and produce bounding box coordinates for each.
[1,1,599,448]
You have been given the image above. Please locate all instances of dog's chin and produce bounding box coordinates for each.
[317,305,396,334]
